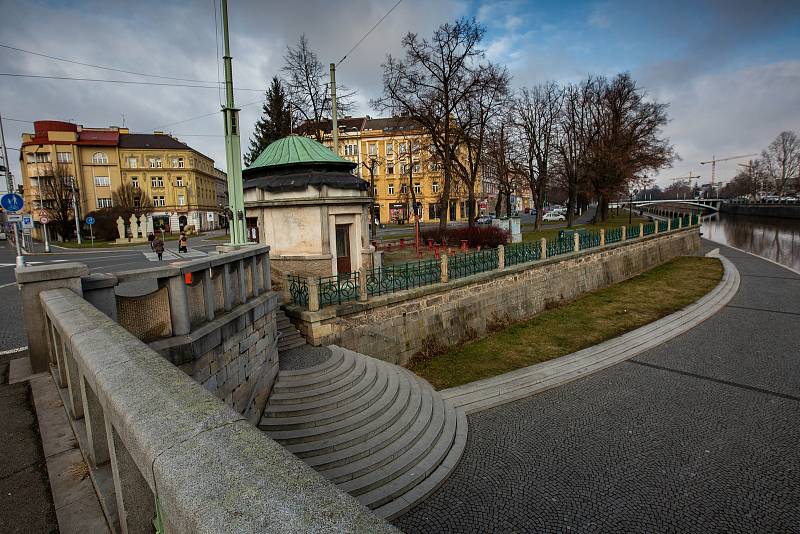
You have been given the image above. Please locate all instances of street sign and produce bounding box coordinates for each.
[22,215,33,229]
[0,193,24,212]
[7,214,21,222]
[40,216,49,224]
[86,216,95,225]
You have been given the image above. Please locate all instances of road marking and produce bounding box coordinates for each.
[0,346,27,355]
[0,260,70,267]
[0,281,16,289]
[143,250,207,261]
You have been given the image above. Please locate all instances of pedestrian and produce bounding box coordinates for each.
[178,233,188,253]
[148,233,155,250]
[152,235,165,261]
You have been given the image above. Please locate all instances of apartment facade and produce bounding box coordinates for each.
[20,120,227,236]
[304,117,482,224]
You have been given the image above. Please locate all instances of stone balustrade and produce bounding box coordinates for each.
[37,286,394,534]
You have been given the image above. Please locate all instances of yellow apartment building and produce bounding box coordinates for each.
[304,116,481,224]
[19,120,227,239]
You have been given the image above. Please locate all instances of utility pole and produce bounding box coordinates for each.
[0,112,13,194]
[220,0,247,246]
[330,63,339,155]
[71,182,82,244]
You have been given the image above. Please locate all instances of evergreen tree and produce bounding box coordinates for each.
[244,77,292,166]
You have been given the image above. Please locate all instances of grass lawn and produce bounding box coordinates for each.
[409,256,723,390]
[521,213,650,243]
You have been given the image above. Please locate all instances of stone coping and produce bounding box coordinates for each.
[15,262,89,283]
[246,197,373,208]
[439,252,740,414]
[114,244,270,282]
[284,226,700,323]
[39,287,396,533]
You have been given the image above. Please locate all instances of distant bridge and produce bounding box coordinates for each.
[611,198,724,212]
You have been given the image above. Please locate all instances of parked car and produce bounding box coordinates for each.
[542,212,566,222]
[0,231,6,241]
[476,216,493,225]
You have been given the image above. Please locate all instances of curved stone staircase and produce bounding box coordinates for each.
[259,345,467,519]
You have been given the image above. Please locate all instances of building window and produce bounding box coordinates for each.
[95,176,111,187]
[368,143,377,156]
[387,163,394,175]
[413,161,421,173]
[151,176,164,188]
[134,197,141,208]
[386,142,393,155]
[373,186,378,196]
[92,152,108,164]
[400,163,408,175]
[57,152,71,163]
[62,176,76,188]
[154,196,166,207]
[344,144,358,156]
[411,141,420,153]
[172,157,185,168]
[428,203,441,220]
[401,184,408,194]
[149,157,162,168]
[177,195,186,206]
[432,182,439,193]
[175,176,184,187]
[96,198,113,208]
[35,153,51,163]
[388,184,395,195]
[131,177,139,188]
[414,183,422,195]
[127,157,138,168]
[399,143,407,154]
[25,153,35,163]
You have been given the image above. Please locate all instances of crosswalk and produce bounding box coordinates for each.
[143,249,208,262]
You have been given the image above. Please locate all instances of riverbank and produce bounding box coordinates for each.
[720,203,800,219]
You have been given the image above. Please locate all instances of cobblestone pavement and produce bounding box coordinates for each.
[395,242,800,533]
[279,345,332,370]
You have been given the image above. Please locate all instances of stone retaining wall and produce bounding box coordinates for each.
[719,203,800,219]
[285,228,701,366]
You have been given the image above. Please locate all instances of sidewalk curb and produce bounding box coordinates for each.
[441,254,740,414]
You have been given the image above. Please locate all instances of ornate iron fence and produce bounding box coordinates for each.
[643,222,655,236]
[318,273,359,306]
[606,227,622,244]
[505,241,541,266]
[671,217,680,229]
[658,220,668,232]
[579,231,601,249]
[547,236,575,257]
[287,275,309,307]
[366,259,441,296]
[626,224,641,238]
[448,248,499,280]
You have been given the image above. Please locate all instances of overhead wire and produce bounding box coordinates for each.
[0,72,267,92]
[337,0,403,65]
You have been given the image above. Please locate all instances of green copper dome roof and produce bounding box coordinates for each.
[245,135,352,171]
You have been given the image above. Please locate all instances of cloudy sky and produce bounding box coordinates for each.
[1,0,798,193]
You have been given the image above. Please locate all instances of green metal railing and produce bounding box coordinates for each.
[366,259,441,296]
[579,231,601,249]
[606,227,622,244]
[448,248,499,280]
[643,222,655,236]
[658,220,668,232]
[318,273,359,306]
[287,275,309,307]
[505,241,541,266]
[626,224,641,238]
[547,236,575,257]
[671,217,680,229]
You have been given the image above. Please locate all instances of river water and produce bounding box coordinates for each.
[701,212,800,272]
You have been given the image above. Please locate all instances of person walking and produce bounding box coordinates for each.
[152,235,165,261]
[178,233,188,253]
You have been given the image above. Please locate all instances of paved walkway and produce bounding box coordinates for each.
[395,242,800,532]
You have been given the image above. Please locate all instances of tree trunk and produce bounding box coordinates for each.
[566,186,578,228]
[467,189,476,228]
[494,194,502,217]
[505,192,512,217]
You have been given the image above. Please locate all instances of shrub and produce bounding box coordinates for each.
[85,207,127,241]
[420,225,509,248]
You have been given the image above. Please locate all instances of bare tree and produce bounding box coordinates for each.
[484,121,518,217]
[762,130,800,197]
[283,35,356,142]
[453,63,511,227]
[587,73,676,221]
[374,18,487,233]
[513,82,563,230]
[112,182,154,220]
[38,163,78,241]
[361,156,381,238]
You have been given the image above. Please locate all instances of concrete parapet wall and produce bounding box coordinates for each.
[39,287,395,534]
[719,203,800,219]
[286,228,701,365]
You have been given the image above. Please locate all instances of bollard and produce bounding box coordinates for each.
[428,238,434,250]
[434,244,440,259]
[461,239,468,253]
[540,237,547,259]
[400,238,405,249]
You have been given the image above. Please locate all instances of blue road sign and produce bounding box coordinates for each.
[86,216,96,225]
[1,193,24,212]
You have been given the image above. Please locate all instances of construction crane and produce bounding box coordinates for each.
[700,153,758,191]
[665,172,701,199]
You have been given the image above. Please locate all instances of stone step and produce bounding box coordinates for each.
[338,391,448,497]
[262,369,403,445]
[272,350,356,393]
[354,401,458,510]
[267,357,369,406]
[280,348,344,380]
[260,368,391,431]
[278,338,307,352]
[313,386,435,479]
[264,359,378,418]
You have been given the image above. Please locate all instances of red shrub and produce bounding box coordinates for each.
[420,225,508,248]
